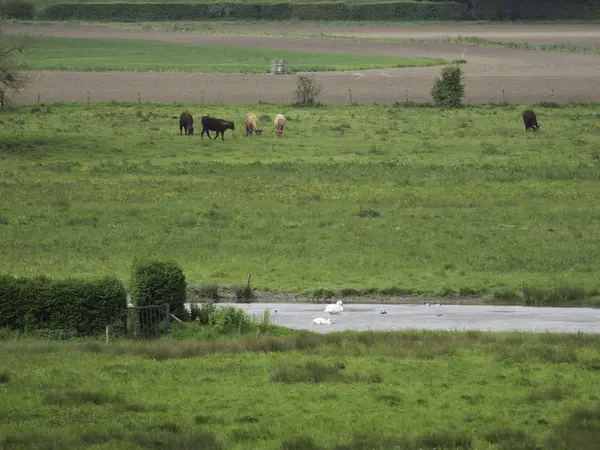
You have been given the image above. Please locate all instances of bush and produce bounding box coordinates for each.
[293,74,322,106]
[130,258,187,316]
[209,305,254,334]
[0,274,126,336]
[190,302,215,325]
[39,2,468,22]
[0,0,34,19]
[431,64,465,108]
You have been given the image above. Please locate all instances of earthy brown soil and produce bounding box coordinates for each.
[7,23,600,105]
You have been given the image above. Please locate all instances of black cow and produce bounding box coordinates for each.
[179,112,194,135]
[201,116,235,141]
[522,109,540,132]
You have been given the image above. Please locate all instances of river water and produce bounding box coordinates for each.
[199,302,600,334]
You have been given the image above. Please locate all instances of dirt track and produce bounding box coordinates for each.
[8,23,600,105]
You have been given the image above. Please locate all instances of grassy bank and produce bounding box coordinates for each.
[11,35,444,73]
[1,329,600,449]
[1,102,600,300]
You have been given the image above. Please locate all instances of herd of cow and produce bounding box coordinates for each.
[178,112,286,140]
[176,108,540,140]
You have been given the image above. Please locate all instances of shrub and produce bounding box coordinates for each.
[0,0,34,19]
[130,258,187,316]
[0,274,126,336]
[233,284,254,303]
[431,64,465,108]
[209,305,254,334]
[293,74,322,106]
[190,302,215,325]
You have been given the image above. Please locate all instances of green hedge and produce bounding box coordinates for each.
[0,0,34,19]
[0,275,127,336]
[38,0,600,21]
[470,0,600,20]
[40,2,469,21]
[130,257,187,316]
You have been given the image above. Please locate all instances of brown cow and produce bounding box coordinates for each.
[522,109,540,132]
[245,113,262,136]
[179,111,194,135]
[274,113,286,137]
[201,116,235,141]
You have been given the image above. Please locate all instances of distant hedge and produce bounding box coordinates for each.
[471,0,600,20]
[0,274,127,336]
[37,0,600,21]
[40,2,469,21]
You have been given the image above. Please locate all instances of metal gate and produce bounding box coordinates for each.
[123,304,170,339]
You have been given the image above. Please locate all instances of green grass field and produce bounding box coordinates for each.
[1,327,600,449]
[1,101,600,301]
[12,35,445,73]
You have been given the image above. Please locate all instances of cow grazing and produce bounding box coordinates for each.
[245,113,262,136]
[201,116,235,141]
[522,109,540,132]
[274,113,286,137]
[179,111,194,135]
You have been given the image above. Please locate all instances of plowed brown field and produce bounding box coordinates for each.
[7,23,600,105]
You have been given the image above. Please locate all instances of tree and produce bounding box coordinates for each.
[294,74,322,106]
[0,16,32,108]
[431,64,465,108]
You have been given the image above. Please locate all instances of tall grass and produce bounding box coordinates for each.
[1,330,600,449]
[1,101,600,300]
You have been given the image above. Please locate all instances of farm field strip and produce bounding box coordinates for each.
[6,23,600,105]
[2,102,600,300]
[10,34,445,73]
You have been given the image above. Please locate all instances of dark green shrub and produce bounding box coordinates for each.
[431,64,465,108]
[233,284,254,303]
[0,0,35,19]
[190,302,215,324]
[209,305,254,334]
[130,258,187,316]
[0,274,126,336]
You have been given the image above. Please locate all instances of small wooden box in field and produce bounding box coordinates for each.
[270,59,288,75]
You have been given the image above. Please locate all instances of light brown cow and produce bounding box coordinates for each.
[274,113,286,137]
[245,113,262,136]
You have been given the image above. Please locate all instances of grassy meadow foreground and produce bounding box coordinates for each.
[12,35,445,73]
[1,102,600,300]
[1,328,600,449]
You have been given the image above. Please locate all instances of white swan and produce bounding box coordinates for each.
[313,317,332,325]
[324,300,344,315]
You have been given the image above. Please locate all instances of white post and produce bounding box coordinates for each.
[105,325,109,344]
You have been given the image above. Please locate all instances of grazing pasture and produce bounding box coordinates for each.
[1,328,600,449]
[1,102,600,301]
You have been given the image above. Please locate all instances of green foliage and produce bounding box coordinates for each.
[190,302,215,325]
[233,284,254,303]
[294,74,322,106]
[0,274,126,336]
[130,258,187,315]
[39,1,468,22]
[0,0,34,18]
[469,0,600,20]
[209,305,254,334]
[431,64,464,108]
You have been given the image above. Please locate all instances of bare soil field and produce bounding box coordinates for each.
[8,23,600,105]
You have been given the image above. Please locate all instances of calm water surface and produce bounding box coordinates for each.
[192,302,600,334]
